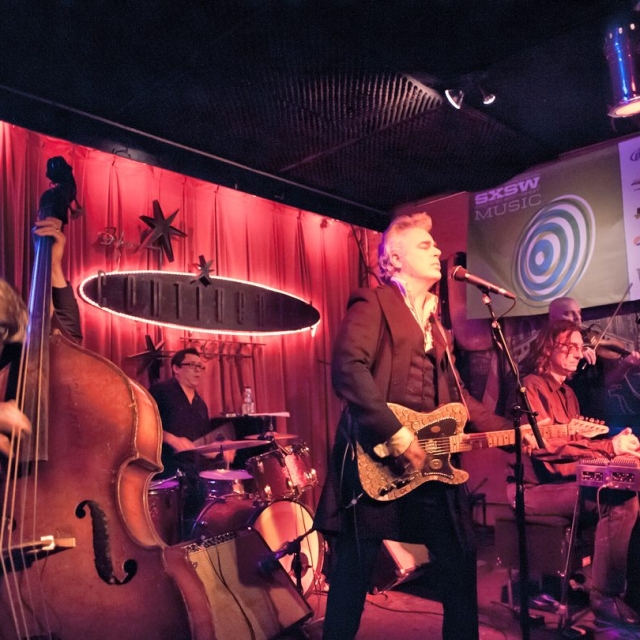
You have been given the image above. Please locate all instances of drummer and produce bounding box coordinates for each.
[149,348,234,532]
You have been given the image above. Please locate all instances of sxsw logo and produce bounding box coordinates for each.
[474,176,541,205]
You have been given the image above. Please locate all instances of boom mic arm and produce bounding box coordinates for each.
[450,266,516,300]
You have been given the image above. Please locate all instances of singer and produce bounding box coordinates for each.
[314,212,513,640]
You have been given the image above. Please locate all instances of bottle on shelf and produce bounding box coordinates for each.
[241,387,256,415]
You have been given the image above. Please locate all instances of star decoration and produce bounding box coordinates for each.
[139,200,187,263]
[127,335,170,385]
[191,254,215,286]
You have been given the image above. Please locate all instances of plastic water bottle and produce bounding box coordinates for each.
[241,387,255,415]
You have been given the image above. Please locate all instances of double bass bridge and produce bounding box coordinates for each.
[2,535,76,572]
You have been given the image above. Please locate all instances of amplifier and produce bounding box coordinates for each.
[368,540,430,594]
[577,456,640,492]
[164,527,312,640]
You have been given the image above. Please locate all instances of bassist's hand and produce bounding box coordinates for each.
[398,438,426,473]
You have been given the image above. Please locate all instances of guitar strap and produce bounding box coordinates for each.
[431,314,471,422]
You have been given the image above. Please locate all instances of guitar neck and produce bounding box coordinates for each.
[449,423,580,453]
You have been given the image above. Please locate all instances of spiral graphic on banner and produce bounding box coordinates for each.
[512,195,596,304]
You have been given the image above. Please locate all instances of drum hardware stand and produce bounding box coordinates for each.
[480,291,544,640]
[174,470,188,540]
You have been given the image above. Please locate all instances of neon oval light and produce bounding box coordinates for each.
[78,270,320,336]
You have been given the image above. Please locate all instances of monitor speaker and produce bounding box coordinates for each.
[369,540,430,594]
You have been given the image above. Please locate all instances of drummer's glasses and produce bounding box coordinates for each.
[180,362,206,371]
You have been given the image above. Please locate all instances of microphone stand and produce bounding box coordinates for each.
[264,528,316,596]
[479,291,543,640]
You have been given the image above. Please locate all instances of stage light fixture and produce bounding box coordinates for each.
[445,89,464,109]
[480,87,496,105]
[605,19,640,117]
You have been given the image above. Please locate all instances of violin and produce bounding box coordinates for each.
[582,325,635,360]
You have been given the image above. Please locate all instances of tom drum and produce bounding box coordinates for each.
[192,496,323,596]
[246,444,318,502]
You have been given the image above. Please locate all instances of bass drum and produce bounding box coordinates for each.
[192,496,323,597]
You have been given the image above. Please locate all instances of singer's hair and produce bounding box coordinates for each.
[378,212,433,283]
[522,319,582,377]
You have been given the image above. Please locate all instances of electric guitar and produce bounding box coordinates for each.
[356,402,609,501]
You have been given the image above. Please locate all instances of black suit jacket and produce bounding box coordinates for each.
[315,284,508,540]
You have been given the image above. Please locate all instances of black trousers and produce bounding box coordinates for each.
[322,484,479,640]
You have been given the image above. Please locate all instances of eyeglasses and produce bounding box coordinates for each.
[553,342,585,355]
[180,362,206,371]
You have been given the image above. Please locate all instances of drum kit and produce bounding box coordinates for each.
[147,422,322,596]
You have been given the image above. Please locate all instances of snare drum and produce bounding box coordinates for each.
[199,468,254,498]
[148,478,182,545]
[192,496,323,596]
[247,444,317,502]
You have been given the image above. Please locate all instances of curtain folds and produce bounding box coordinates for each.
[0,121,379,500]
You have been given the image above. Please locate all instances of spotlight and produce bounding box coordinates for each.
[605,19,640,117]
[480,87,496,105]
[445,89,464,109]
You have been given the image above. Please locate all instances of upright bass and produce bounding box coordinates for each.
[0,158,213,639]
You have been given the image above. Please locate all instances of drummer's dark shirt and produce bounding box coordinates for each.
[149,377,210,441]
[149,377,211,480]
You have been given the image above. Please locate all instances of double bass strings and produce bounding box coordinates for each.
[1,227,56,639]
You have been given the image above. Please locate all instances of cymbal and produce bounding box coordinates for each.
[199,469,253,481]
[211,411,290,424]
[185,440,270,456]
[245,432,300,443]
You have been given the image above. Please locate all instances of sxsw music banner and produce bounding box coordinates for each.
[465,140,638,319]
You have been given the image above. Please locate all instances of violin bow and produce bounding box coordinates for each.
[588,282,633,352]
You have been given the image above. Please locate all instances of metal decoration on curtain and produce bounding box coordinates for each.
[126,335,170,385]
[192,255,215,286]
[138,200,187,263]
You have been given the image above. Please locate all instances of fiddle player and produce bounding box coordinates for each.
[512,319,640,627]
[548,297,640,421]
[314,212,513,640]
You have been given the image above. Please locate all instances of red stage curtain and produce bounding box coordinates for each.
[0,121,378,500]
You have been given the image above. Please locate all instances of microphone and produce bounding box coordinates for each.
[258,540,296,575]
[450,266,516,300]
